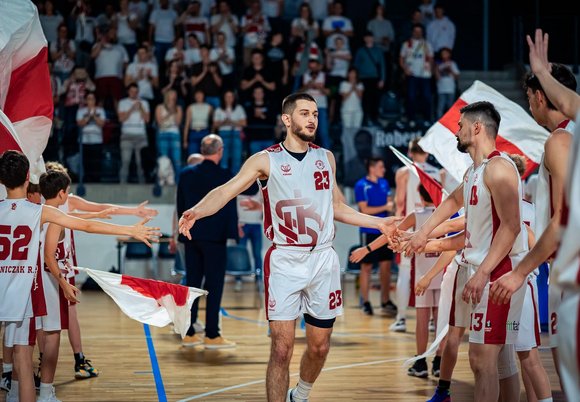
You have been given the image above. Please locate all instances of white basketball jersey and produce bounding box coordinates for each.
[405,162,440,215]
[413,206,443,289]
[60,198,78,276]
[554,114,580,290]
[460,151,528,269]
[534,119,575,238]
[0,199,44,321]
[260,143,334,247]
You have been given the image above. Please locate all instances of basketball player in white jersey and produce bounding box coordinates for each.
[0,150,159,402]
[392,139,441,331]
[403,101,529,402]
[489,62,577,376]
[178,93,401,402]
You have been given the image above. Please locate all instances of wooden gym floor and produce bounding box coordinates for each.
[0,278,566,402]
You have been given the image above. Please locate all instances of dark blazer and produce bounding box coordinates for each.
[176,160,238,243]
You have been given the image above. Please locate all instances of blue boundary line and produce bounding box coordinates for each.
[220,307,269,325]
[143,324,168,402]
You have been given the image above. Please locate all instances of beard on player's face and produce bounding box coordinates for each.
[456,135,470,153]
[291,121,316,142]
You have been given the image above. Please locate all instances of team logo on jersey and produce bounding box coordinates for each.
[268,296,276,310]
[315,160,325,170]
[485,320,492,332]
[276,189,323,244]
[11,203,16,210]
[281,164,292,175]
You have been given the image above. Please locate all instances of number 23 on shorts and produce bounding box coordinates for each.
[329,290,342,310]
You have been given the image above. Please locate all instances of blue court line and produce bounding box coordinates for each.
[143,324,168,402]
[220,308,268,326]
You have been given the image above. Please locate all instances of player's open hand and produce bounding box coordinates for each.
[378,216,403,237]
[415,275,431,296]
[135,200,159,217]
[62,280,80,303]
[179,209,197,240]
[490,270,526,305]
[527,29,551,76]
[462,270,489,305]
[403,230,428,256]
[349,246,368,263]
[131,217,161,247]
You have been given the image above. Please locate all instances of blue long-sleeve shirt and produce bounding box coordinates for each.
[354,45,386,82]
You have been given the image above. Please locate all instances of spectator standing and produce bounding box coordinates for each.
[184,34,203,67]
[39,0,63,45]
[165,37,187,67]
[50,24,76,83]
[161,60,189,106]
[155,89,183,177]
[177,1,210,45]
[301,58,330,149]
[129,0,149,38]
[210,32,236,90]
[125,45,159,105]
[190,46,222,109]
[306,0,332,22]
[235,183,263,291]
[354,31,385,126]
[426,4,456,55]
[435,47,459,118]
[91,27,129,111]
[399,23,433,121]
[183,90,213,155]
[244,86,276,154]
[367,3,395,89]
[264,32,289,105]
[325,35,351,122]
[240,50,276,102]
[261,0,284,33]
[76,92,106,182]
[353,156,395,315]
[240,1,271,66]
[115,0,139,60]
[290,3,319,45]
[418,0,435,26]
[213,90,247,174]
[339,67,364,130]
[149,0,178,70]
[322,1,353,50]
[210,1,239,49]
[72,0,97,69]
[398,8,423,50]
[117,83,150,183]
[177,134,238,349]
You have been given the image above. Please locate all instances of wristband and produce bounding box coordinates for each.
[366,245,372,253]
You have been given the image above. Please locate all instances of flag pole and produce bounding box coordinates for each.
[143,323,168,402]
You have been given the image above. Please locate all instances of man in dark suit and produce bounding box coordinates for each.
[177,134,238,349]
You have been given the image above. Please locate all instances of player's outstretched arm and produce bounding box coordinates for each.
[69,195,159,218]
[42,205,161,247]
[44,223,80,303]
[463,158,522,305]
[69,207,119,220]
[421,231,465,254]
[527,29,580,119]
[179,152,269,239]
[416,250,455,296]
[403,184,464,255]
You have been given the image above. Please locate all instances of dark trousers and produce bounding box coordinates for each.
[361,77,380,122]
[184,240,227,339]
[405,76,432,121]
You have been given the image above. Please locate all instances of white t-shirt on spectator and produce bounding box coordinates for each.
[400,39,433,79]
[214,106,247,131]
[118,98,150,136]
[126,61,158,100]
[328,49,350,78]
[149,9,178,43]
[149,0,180,10]
[339,81,363,112]
[261,0,282,18]
[302,71,328,109]
[322,16,352,49]
[50,40,76,74]
[427,16,456,52]
[307,0,332,21]
[184,48,202,66]
[241,13,271,48]
[77,107,106,144]
[291,18,319,35]
[165,47,185,63]
[210,46,235,75]
[116,12,138,45]
[40,14,64,44]
[182,15,210,44]
[197,0,215,17]
[94,44,129,79]
[75,15,96,44]
[210,14,239,48]
[436,60,459,94]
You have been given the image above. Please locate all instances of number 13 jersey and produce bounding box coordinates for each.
[260,143,335,247]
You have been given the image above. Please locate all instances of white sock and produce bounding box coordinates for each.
[538,398,553,402]
[8,379,18,395]
[293,378,313,400]
[396,264,410,320]
[39,382,54,398]
[2,362,12,373]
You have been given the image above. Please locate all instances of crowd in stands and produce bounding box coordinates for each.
[40,0,458,183]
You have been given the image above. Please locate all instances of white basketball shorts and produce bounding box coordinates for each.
[515,275,541,352]
[36,269,69,331]
[4,318,36,347]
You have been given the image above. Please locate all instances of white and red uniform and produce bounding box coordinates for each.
[449,150,528,345]
[410,206,443,308]
[553,113,580,400]
[260,143,341,321]
[0,199,46,346]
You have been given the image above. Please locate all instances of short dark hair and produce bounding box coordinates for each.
[412,23,425,34]
[418,184,433,203]
[126,82,138,91]
[365,156,383,172]
[281,93,316,115]
[39,170,71,199]
[459,101,501,139]
[27,182,41,195]
[408,138,426,154]
[508,154,526,177]
[523,63,577,110]
[0,150,29,189]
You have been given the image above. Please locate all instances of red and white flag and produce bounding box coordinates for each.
[0,0,53,194]
[419,80,548,184]
[79,268,207,338]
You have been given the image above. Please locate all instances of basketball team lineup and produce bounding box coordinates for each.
[1,22,580,402]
